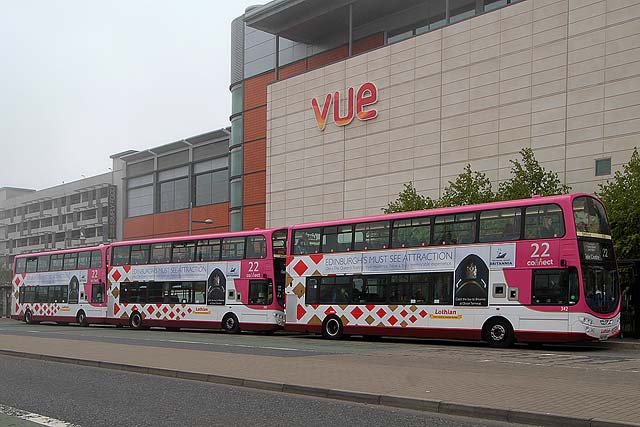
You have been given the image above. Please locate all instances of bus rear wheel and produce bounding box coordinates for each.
[24,310,33,325]
[322,316,343,340]
[76,311,88,327]
[222,313,240,334]
[129,312,143,330]
[483,318,514,348]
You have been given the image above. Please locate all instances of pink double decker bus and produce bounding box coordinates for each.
[107,229,287,332]
[285,193,620,347]
[11,246,109,326]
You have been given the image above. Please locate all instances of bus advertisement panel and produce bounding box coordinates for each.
[107,229,287,332]
[285,194,620,346]
[11,246,109,325]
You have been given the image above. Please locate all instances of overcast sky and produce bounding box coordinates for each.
[0,0,263,190]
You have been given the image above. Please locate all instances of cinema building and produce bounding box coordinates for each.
[230,0,640,229]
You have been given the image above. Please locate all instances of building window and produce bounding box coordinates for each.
[484,0,507,11]
[231,84,243,116]
[231,117,243,147]
[450,0,477,23]
[230,147,243,178]
[230,179,243,208]
[194,159,229,207]
[158,166,189,212]
[127,174,154,217]
[595,158,611,177]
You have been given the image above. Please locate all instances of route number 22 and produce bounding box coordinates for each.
[248,261,260,273]
[530,242,550,258]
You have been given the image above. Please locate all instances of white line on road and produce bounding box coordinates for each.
[0,404,79,427]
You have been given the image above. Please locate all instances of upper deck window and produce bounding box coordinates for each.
[14,258,26,274]
[573,196,611,237]
[221,237,245,260]
[391,217,431,248]
[479,208,521,242]
[112,246,130,266]
[130,245,150,265]
[90,250,102,268]
[26,257,38,273]
[172,241,196,263]
[63,252,78,270]
[354,221,390,251]
[293,228,321,255]
[50,254,64,271]
[246,235,267,259]
[432,213,476,245]
[78,251,91,269]
[272,230,287,256]
[150,243,172,264]
[322,225,353,253]
[196,239,221,261]
[37,255,50,272]
[524,204,565,239]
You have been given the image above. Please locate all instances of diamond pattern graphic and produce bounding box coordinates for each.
[409,315,417,323]
[419,310,428,318]
[350,306,363,319]
[111,269,121,282]
[400,310,408,317]
[376,308,386,318]
[365,315,375,325]
[388,316,398,326]
[293,260,308,276]
[293,283,305,299]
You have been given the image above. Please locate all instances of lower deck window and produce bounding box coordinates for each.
[306,272,453,305]
[19,285,69,304]
[248,280,273,305]
[531,268,579,305]
[120,281,206,304]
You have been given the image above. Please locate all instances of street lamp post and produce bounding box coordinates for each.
[188,202,213,235]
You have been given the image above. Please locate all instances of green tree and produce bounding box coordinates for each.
[440,164,495,207]
[497,148,571,200]
[384,181,438,214]
[597,148,640,259]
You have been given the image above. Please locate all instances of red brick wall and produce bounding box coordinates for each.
[243,172,266,207]
[353,33,384,55]
[244,71,274,111]
[243,204,266,231]
[237,33,385,231]
[123,202,230,240]
[244,106,267,143]
[244,139,266,174]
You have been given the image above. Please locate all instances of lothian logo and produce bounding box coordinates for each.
[311,82,378,131]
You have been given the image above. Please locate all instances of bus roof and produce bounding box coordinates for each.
[289,193,597,229]
[14,244,108,259]
[111,227,287,247]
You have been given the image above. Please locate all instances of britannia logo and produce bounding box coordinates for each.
[311,82,378,131]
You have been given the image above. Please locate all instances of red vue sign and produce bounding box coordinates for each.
[311,82,378,131]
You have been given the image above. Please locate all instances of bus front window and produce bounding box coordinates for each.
[582,265,619,314]
[573,196,611,237]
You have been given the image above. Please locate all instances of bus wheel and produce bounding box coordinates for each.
[222,313,240,334]
[322,316,343,340]
[483,318,514,348]
[76,311,88,327]
[129,311,143,330]
[24,310,33,325]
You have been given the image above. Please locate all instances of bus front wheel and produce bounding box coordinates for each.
[483,318,514,348]
[76,311,88,327]
[129,311,143,330]
[322,316,343,340]
[222,313,240,334]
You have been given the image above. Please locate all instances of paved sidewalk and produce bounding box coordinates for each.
[0,333,638,427]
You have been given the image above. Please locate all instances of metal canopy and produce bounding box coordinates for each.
[245,0,427,43]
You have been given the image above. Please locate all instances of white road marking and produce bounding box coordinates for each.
[0,404,78,427]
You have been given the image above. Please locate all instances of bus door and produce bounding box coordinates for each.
[272,229,288,309]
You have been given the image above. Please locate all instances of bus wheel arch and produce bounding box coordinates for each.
[322,315,344,340]
[222,313,240,334]
[482,317,515,348]
[76,310,88,327]
[129,311,143,330]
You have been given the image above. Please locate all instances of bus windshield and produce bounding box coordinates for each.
[573,196,611,237]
